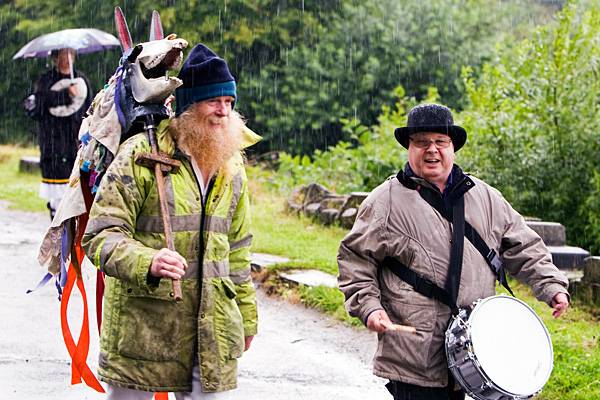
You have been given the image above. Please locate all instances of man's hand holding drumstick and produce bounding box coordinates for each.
[366,309,417,334]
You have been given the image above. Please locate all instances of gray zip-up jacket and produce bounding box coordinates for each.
[337,167,569,387]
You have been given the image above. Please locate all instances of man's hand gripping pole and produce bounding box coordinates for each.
[135,114,183,301]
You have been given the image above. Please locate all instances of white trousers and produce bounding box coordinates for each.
[106,362,222,400]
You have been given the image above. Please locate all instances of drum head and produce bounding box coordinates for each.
[469,296,553,396]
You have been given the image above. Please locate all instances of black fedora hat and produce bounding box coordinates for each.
[394,104,467,151]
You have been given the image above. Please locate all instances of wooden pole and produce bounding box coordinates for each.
[141,114,183,301]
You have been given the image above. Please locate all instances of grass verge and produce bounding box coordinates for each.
[0,145,46,212]
[248,166,348,276]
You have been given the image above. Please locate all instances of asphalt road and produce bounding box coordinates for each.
[0,203,389,399]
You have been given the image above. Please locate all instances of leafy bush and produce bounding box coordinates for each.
[273,1,600,253]
[248,0,559,154]
[459,2,600,251]
[273,86,435,193]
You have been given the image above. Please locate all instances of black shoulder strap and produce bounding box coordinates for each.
[446,196,465,308]
[464,224,514,296]
[383,256,458,315]
[381,194,466,315]
[415,181,515,297]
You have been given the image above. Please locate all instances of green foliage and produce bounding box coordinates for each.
[273,86,438,193]
[247,0,558,154]
[0,0,557,155]
[271,1,600,252]
[459,2,600,252]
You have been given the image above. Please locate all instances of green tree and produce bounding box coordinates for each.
[245,0,559,154]
[273,86,441,193]
[459,2,600,251]
[1,0,558,155]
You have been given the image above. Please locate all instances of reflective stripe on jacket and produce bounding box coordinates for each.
[83,118,260,392]
[337,169,569,388]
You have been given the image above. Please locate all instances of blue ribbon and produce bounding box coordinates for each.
[114,65,127,130]
[26,272,53,294]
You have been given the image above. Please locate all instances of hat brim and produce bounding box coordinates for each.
[394,125,467,152]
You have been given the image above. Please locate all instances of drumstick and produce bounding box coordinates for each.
[380,319,417,334]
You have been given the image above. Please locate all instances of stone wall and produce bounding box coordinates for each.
[284,183,369,229]
[571,257,600,306]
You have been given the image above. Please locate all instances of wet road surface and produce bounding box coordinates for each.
[0,203,388,399]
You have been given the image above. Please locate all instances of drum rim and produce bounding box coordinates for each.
[446,310,519,400]
[446,294,554,398]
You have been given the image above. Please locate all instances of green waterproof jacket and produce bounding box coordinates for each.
[82,119,260,392]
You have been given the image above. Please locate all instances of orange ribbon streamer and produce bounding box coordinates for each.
[59,213,104,393]
[60,176,171,396]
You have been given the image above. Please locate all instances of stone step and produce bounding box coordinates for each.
[547,245,590,269]
[19,156,40,174]
[250,252,290,272]
[251,252,338,288]
[526,221,566,246]
[279,269,338,288]
[563,269,584,284]
[583,256,600,283]
[570,257,600,306]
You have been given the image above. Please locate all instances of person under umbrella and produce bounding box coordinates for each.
[15,28,119,220]
[29,47,93,220]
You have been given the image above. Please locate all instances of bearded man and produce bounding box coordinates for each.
[83,43,260,399]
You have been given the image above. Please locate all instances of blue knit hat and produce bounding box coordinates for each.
[175,44,236,116]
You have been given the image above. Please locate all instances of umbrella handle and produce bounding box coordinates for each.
[68,51,74,82]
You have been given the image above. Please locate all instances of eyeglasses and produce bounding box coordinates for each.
[409,137,452,149]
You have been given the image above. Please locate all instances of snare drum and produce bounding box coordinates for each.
[445,295,553,400]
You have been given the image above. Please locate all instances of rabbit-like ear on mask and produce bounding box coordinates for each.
[114,6,133,51]
[149,10,164,41]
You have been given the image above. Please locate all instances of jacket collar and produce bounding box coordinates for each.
[397,163,475,202]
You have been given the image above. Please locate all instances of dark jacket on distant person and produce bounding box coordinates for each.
[34,67,92,180]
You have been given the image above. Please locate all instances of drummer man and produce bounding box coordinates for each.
[337,103,569,400]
